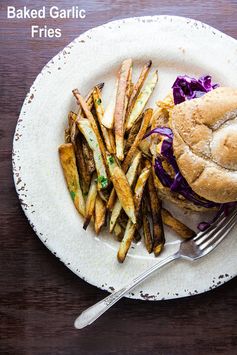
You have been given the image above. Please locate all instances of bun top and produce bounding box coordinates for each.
[170,87,237,203]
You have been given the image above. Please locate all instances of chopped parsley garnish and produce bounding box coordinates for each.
[70,191,76,201]
[96,98,102,105]
[108,156,114,165]
[97,175,108,188]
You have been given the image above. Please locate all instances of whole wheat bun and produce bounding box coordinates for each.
[170,87,237,203]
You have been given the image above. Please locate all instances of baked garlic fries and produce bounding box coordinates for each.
[58,59,194,263]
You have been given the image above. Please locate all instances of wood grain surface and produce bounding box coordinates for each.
[1,1,237,354]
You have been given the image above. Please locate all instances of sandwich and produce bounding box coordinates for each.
[147,75,237,225]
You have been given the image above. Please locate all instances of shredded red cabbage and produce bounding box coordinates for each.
[172,75,219,105]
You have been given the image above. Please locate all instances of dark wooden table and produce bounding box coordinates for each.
[1,1,237,354]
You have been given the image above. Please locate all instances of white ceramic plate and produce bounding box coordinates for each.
[13,15,237,300]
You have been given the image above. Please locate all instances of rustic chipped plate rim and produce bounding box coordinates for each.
[13,15,237,300]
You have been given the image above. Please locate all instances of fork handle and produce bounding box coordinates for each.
[74,252,179,329]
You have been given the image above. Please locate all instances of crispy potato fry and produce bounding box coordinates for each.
[110,151,141,232]
[134,164,151,218]
[117,219,135,263]
[77,118,108,190]
[107,155,136,224]
[98,189,110,203]
[107,109,152,209]
[126,60,152,121]
[77,83,104,117]
[138,140,152,158]
[126,70,158,131]
[75,135,91,194]
[101,80,118,129]
[58,143,85,217]
[72,89,107,164]
[161,209,195,239]
[84,175,97,229]
[81,138,95,174]
[122,108,153,172]
[114,58,133,160]
[106,188,117,211]
[113,223,124,241]
[68,112,91,194]
[64,128,71,143]
[125,118,142,152]
[148,173,165,256]
[117,164,151,262]
[94,195,107,234]
[142,199,153,253]
[93,86,115,153]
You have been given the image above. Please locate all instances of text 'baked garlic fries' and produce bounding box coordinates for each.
[58,59,195,263]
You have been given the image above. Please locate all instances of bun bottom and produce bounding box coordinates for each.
[153,171,215,212]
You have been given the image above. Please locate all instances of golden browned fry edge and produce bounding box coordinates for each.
[147,173,165,256]
[93,86,115,154]
[142,199,153,253]
[161,208,195,239]
[117,220,135,263]
[117,164,151,262]
[76,118,108,190]
[111,167,136,224]
[113,223,124,241]
[58,143,85,217]
[94,195,107,234]
[77,83,104,117]
[109,151,141,232]
[126,60,152,120]
[114,58,133,161]
[107,109,152,210]
[81,137,95,174]
[126,70,158,131]
[83,174,97,229]
[122,108,153,173]
[72,89,107,167]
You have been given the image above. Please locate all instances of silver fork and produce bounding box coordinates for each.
[74,208,237,329]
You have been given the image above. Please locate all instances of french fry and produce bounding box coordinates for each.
[64,128,71,143]
[107,188,117,211]
[107,154,136,224]
[93,86,115,153]
[58,143,85,217]
[161,208,195,239]
[142,199,153,253]
[101,80,118,129]
[126,70,158,131]
[117,164,151,262]
[77,83,104,117]
[126,60,152,121]
[77,118,108,190]
[83,175,97,230]
[75,135,91,194]
[110,151,141,232]
[114,58,133,160]
[113,223,124,241]
[68,111,93,193]
[94,195,107,234]
[122,108,153,173]
[138,140,152,158]
[133,164,151,219]
[125,118,142,152]
[117,220,135,263]
[148,174,165,256]
[72,89,107,165]
[81,137,95,174]
[107,109,152,210]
